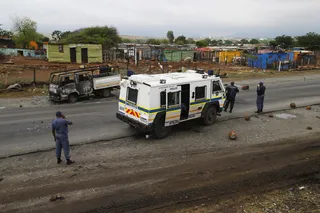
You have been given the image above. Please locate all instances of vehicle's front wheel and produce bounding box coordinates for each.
[68,93,78,103]
[153,113,171,139]
[202,106,217,126]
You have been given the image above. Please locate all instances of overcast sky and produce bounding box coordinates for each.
[1,0,319,38]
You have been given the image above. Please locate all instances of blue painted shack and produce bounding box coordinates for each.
[0,48,46,59]
[247,52,294,70]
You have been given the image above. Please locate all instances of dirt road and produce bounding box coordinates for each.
[0,107,319,213]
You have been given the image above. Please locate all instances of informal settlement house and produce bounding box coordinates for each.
[47,44,103,63]
[247,52,294,71]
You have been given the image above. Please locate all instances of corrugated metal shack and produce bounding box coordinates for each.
[0,48,46,59]
[247,52,294,70]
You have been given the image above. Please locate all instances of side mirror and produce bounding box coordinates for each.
[192,92,195,99]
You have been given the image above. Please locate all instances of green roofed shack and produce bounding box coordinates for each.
[47,44,103,63]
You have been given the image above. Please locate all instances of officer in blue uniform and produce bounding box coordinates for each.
[52,111,74,165]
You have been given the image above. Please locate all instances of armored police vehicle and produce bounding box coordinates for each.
[116,70,226,139]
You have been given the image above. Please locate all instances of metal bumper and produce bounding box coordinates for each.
[49,92,67,101]
[116,112,152,132]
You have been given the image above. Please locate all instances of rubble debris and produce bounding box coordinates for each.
[0,177,3,182]
[245,116,250,121]
[290,103,296,109]
[269,114,274,118]
[306,106,312,110]
[242,85,249,90]
[50,194,64,202]
[316,116,320,119]
[7,83,22,91]
[229,130,237,140]
[306,126,313,130]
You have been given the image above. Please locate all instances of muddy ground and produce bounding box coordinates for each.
[0,106,319,213]
[1,56,319,90]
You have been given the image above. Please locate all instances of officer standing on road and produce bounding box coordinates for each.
[224,82,239,113]
[52,111,74,165]
[256,82,266,113]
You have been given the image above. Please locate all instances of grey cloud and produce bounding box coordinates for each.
[0,0,319,37]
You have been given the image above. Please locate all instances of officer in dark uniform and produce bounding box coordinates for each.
[52,111,74,165]
[224,82,239,113]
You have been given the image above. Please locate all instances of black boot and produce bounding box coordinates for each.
[66,159,75,165]
[57,158,62,164]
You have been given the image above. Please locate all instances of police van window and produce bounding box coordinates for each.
[168,92,180,107]
[195,86,206,100]
[160,91,166,107]
[212,81,222,92]
[127,88,138,104]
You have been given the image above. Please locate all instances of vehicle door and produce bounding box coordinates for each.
[165,86,181,126]
[75,72,93,95]
[212,80,226,108]
[59,74,77,96]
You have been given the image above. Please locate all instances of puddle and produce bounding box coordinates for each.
[274,113,297,119]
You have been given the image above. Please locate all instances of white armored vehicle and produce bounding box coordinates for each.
[116,70,226,138]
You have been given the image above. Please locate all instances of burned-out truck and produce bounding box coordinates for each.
[49,65,121,103]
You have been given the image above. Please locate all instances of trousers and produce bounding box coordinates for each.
[56,134,70,160]
[224,99,235,112]
[256,95,265,112]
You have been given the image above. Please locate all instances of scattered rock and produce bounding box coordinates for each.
[306,126,313,130]
[19,105,23,108]
[229,130,237,140]
[290,103,296,109]
[244,116,250,121]
[299,186,306,190]
[269,114,274,118]
[242,85,249,90]
[0,177,3,182]
[49,194,64,202]
[317,116,320,119]
[193,206,198,210]
[41,121,43,123]
[306,106,312,110]
[7,83,22,91]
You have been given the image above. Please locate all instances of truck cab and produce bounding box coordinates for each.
[116,70,226,139]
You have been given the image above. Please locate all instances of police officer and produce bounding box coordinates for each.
[224,82,239,113]
[52,111,74,165]
[256,82,266,113]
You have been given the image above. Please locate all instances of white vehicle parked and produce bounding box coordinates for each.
[116,70,226,138]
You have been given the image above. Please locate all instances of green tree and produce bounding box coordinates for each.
[187,38,195,44]
[42,36,50,42]
[160,39,169,44]
[275,35,293,49]
[175,35,187,45]
[240,39,249,44]
[61,26,121,50]
[211,40,218,46]
[224,40,233,45]
[250,38,260,44]
[12,16,42,48]
[51,30,62,41]
[269,40,278,48]
[146,39,161,45]
[167,31,175,44]
[196,40,209,48]
[60,31,71,40]
[296,32,320,50]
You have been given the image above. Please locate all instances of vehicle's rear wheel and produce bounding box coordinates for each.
[68,93,78,103]
[102,89,111,98]
[202,106,217,126]
[153,113,171,139]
